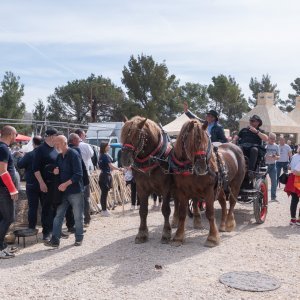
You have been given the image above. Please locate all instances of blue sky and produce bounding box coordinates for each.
[1,0,300,112]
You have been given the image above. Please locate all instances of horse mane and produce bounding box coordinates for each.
[120,116,161,146]
[174,119,208,161]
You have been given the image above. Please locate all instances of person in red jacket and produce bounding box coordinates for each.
[284,145,300,225]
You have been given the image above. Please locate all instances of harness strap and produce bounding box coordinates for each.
[135,134,163,163]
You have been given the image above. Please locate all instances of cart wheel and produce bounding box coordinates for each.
[253,178,268,224]
[188,199,193,218]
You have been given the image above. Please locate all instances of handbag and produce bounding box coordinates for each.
[278,172,289,185]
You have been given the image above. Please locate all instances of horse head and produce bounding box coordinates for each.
[120,116,160,167]
[175,119,210,176]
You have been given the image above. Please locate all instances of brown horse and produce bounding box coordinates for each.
[120,116,174,244]
[172,119,245,246]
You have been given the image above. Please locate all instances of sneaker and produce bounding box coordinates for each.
[271,198,278,202]
[5,246,19,253]
[290,219,296,225]
[42,234,51,241]
[61,232,69,239]
[44,239,59,248]
[101,210,110,217]
[296,219,300,226]
[130,205,135,211]
[67,227,76,233]
[74,241,82,246]
[0,249,15,259]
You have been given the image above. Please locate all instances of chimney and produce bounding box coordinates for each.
[257,92,274,106]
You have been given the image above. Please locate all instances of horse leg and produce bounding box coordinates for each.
[161,193,171,243]
[204,191,220,247]
[218,190,227,232]
[192,198,203,229]
[135,194,149,244]
[172,194,187,247]
[225,187,237,232]
[171,197,179,228]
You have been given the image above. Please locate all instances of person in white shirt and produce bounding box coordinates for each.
[75,129,93,227]
[276,137,292,186]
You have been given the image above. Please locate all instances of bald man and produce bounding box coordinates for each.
[0,126,18,258]
[44,135,84,248]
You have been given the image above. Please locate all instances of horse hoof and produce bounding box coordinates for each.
[135,232,148,244]
[225,221,236,232]
[171,239,183,247]
[204,238,220,248]
[219,225,226,232]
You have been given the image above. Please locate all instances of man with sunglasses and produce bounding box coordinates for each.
[0,126,18,259]
[233,115,268,174]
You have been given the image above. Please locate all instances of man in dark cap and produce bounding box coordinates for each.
[184,102,227,143]
[33,128,59,241]
[233,115,268,172]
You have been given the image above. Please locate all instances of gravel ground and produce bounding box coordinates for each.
[1,186,299,300]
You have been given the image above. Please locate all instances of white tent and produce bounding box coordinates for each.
[239,93,300,143]
[163,113,190,136]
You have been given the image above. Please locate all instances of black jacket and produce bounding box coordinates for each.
[185,110,227,143]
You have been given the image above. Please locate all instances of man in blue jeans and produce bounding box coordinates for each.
[44,135,84,248]
[0,126,18,259]
[265,133,280,201]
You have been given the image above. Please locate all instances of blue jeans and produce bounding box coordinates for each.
[0,187,15,250]
[52,192,84,243]
[267,164,277,199]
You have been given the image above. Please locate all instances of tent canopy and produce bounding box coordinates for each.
[163,113,190,136]
[239,93,300,134]
[16,134,31,142]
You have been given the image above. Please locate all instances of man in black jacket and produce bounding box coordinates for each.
[184,102,227,143]
[17,136,43,229]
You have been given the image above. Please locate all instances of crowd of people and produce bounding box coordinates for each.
[1,108,300,259]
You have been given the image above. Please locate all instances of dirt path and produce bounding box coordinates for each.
[1,187,299,300]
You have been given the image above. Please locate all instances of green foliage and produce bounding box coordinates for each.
[179,82,209,119]
[248,74,280,107]
[207,75,249,132]
[0,71,25,119]
[279,78,300,112]
[121,54,181,124]
[46,74,125,123]
[32,99,47,121]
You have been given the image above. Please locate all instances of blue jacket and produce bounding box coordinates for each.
[56,148,83,195]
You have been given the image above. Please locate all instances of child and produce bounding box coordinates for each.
[284,145,300,225]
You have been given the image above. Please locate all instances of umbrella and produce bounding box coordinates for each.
[16,134,31,142]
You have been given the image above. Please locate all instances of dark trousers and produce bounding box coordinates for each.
[0,187,14,250]
[241,146,259,171]
[100,185,109,211]
[276,161,289,185]
[129,181,140,206]
[41,190,56,235]
[26,184,43,229]
[290,193,299,219]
